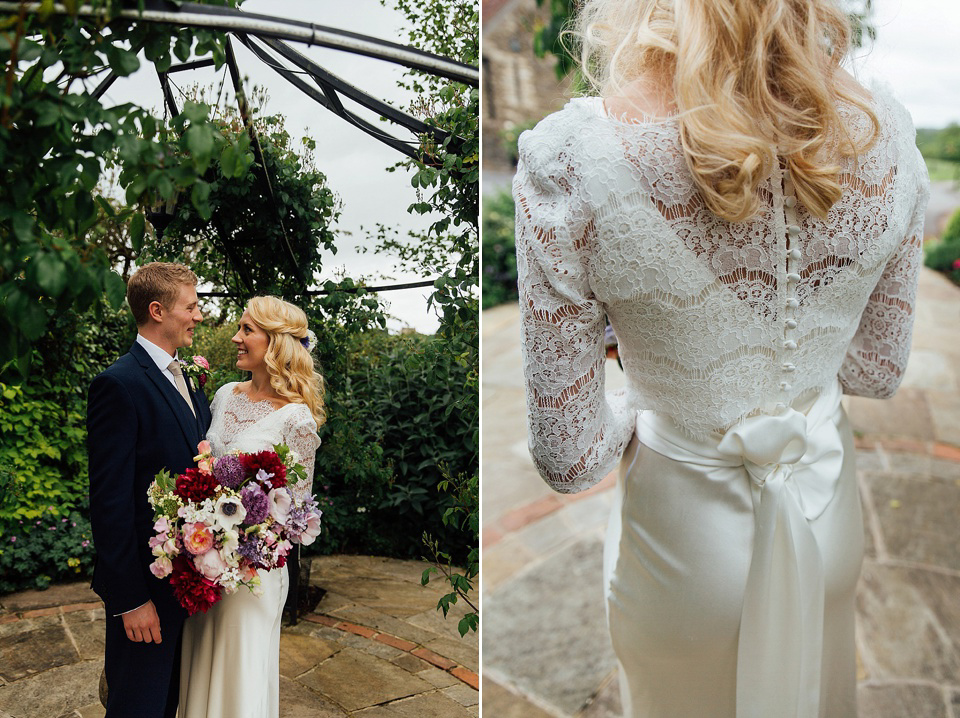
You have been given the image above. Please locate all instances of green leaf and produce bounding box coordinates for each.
[219,143,236,177]
[95,195,116,217]
[105,45,140,77]
[185,125,214,171]
[30,252,67,298]
[130,213,145,251]
[12,213,34,242]
[103,271,126,310]
[5,289,47,340]
[34,101,61,127]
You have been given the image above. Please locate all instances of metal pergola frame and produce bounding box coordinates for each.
[2,0,478,303]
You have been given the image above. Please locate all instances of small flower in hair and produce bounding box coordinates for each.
[299,329,317,352]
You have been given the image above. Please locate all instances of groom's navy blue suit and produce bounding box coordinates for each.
[87,341,212,718]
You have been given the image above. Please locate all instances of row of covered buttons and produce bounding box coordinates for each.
[780,169,801,399]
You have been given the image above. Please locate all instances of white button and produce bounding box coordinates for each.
[786,298,799,309]
[786,273,801,282]
[785,197,797,208]
[783,340,797,350]
[788,249,801,260]
[787,225,801,235]
[783,363,796,372]
[785,319,798,329]
[780,382,792,391]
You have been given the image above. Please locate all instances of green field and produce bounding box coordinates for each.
[923,157,960,183]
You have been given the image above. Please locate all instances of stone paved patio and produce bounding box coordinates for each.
[482,267,960,718]
[0,555,478,718]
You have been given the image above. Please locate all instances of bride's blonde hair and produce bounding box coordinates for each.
[246,296,326,426]
[575,0,879,221]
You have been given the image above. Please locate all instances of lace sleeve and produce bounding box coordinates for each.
[282,406,320,503]
[839,149,930,398]
[515,130,636,494]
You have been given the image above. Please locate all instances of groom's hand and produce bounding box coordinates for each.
[121,600,162,644]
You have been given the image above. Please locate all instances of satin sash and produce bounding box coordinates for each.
[635,380,845,718]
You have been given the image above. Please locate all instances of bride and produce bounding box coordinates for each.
[515,0,929,715]
[179,296,324,718]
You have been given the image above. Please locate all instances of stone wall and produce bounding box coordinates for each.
[482,0,573,174]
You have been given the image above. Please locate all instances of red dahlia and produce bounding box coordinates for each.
[169,556,221,615]
[241,450,287,488]
[175,467,219,502]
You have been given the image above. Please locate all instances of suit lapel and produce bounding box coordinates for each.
[129,343,201,453]
[184,374,212,435]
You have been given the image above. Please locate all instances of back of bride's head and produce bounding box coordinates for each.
[576,0,879,221]
[246,296,326,426]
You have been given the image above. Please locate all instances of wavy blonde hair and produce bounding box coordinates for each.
[246,296,326,426]
[576,0,879,221]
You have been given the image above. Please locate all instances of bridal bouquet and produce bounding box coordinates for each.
[146,441,323,615]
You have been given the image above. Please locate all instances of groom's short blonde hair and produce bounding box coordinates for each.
[127,262,198,326]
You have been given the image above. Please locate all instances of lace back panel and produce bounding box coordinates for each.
[515,86,930,493]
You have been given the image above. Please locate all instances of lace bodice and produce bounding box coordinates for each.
[515,84,930,493]
[207,382,321,503]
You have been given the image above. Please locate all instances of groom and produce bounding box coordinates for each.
[87,262,212,718]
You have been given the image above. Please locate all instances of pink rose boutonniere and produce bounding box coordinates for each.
[179,355,211,393]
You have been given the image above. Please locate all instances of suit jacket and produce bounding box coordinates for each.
[87,342,213,616]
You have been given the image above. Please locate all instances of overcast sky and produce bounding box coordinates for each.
[105,0,446,332]
[850,0,960,128]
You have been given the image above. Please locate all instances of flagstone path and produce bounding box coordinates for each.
[0,555,478,718]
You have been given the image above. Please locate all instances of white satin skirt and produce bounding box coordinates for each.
[179,565,289,718]
[604,381,863,718]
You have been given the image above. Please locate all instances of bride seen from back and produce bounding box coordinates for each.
[514,0,929,715]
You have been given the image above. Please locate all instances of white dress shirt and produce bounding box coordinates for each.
[136,334,180,389]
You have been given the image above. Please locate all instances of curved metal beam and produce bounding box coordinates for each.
[0,1,479,86]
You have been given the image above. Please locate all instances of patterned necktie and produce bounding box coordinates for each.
[167,360,196,417]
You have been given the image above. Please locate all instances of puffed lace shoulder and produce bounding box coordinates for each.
[515,83,930,493]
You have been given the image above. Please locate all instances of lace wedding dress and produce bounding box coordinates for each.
[515,84,929,718]
[179,382,320,718]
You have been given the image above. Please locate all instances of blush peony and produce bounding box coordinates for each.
[182,522,215,555]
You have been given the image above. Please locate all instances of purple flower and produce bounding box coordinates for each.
[241,484,270,525]
[213,455,246,489]
[237,536,267,567]
[10,536,16,543]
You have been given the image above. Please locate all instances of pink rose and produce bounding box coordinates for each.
[268,488,292,523]
[193,548,227,581]
[150,556,173,578]
[193,356,210,370]
[182,522,214,555]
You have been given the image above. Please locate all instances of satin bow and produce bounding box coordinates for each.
[636,380,845,718]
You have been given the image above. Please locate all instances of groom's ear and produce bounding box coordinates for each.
[147,300,165,324]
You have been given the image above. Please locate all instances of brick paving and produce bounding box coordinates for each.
[0,555,478,718]
[482,267,960,718]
